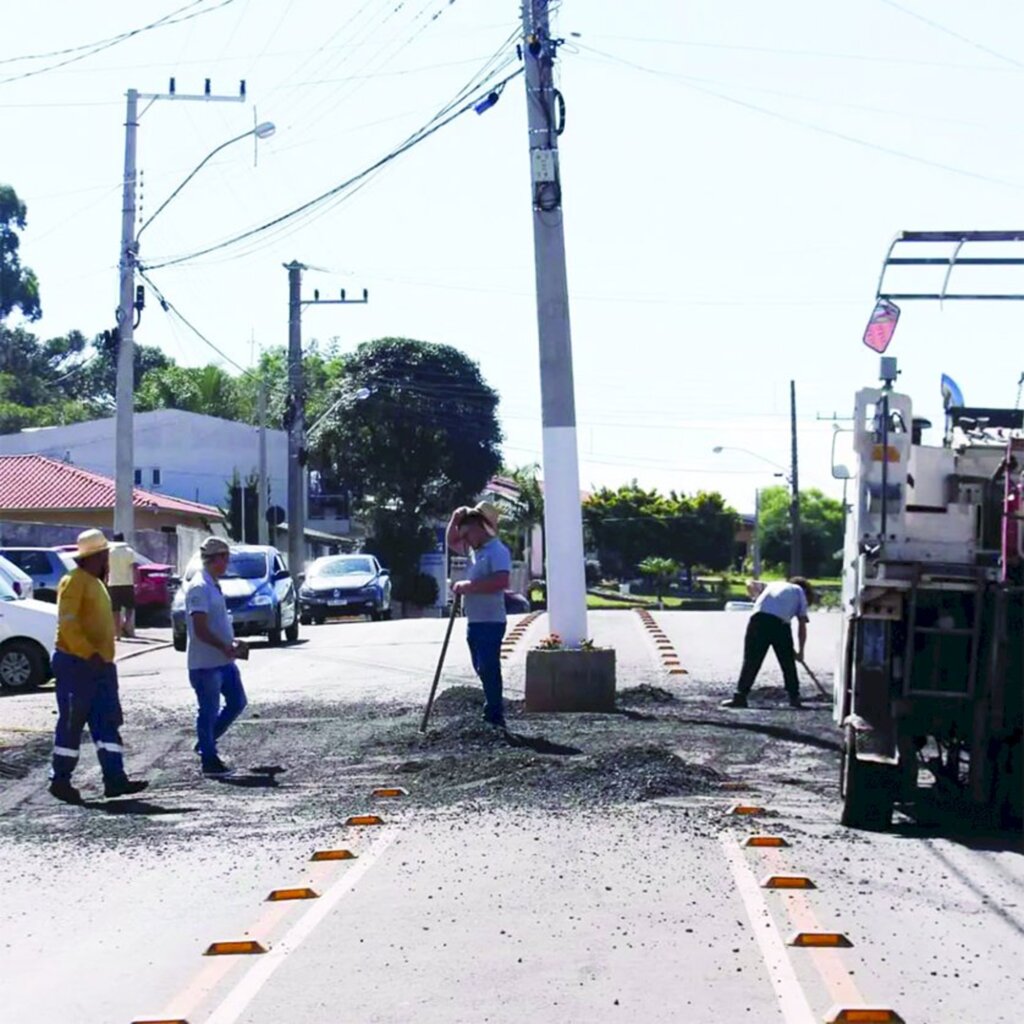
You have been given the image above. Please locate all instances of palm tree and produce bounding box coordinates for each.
[638,556,680,609]
[498,464,545,574]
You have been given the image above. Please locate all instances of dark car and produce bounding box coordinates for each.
[299,554,391,623]
[171,544,299,650]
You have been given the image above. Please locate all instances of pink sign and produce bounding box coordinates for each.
[863,299,900,353]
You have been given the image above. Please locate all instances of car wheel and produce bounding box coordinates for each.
[267,612,283,646]
[313,615,326,626]
[299,613,311,626]
[285,617,300,643]
[0,640,47,690]
[172,629,187,653]
[371,607,382,622]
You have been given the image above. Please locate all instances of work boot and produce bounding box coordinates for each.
[104,778,149,798]
[49,780,83,805]
[788,697,805,710]
[720,694,749,709]
[202,756,234,777]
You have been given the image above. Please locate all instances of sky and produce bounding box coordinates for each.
[4,0,1024,514]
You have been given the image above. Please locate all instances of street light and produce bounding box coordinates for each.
[712,445,789,579]
[114,103,275,545]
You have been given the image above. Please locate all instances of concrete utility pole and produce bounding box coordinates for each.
[790,379,803,577]
[257,379,269,545]
[283,262,369,578]
[522,0,588,646]
[113,79,247,543]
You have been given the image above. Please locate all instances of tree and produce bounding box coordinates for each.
[137,364,243,419]
[497,463,544,567]
[0,185,41,322]
[638,557,679,608]
[759,485,844,577]
[316,337,503,591]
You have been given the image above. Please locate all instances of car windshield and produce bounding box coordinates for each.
[0,576,16,602]
[58,553,76,573]
[315,557,374,577]
[223,551,269,580]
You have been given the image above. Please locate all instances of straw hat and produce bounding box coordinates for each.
[470,501,500,537]
[73,529,109,561]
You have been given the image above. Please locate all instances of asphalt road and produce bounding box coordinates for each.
[1,611,1021,1023]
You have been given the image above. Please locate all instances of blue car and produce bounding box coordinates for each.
[171,544,299,650]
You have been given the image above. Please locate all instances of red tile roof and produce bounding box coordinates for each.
[0,455,223,519]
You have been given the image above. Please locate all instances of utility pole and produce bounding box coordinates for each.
[257,380,269,545]
[113,79,246,543]
[522,0,588,646]
[283,261,368,579]
[790,379,803,577]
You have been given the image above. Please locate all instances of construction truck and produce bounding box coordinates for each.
[835,355,1024,830]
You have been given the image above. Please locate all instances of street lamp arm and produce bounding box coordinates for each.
[137,122,275,240]
[711,445,788,475]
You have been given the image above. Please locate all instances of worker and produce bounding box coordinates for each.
[49,529,149,804]
[107,531,137,639]
[185,536,248,777]
[447,502,511,730]
[721,577,817,710]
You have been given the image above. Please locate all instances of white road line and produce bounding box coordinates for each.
[719,833,817,1024]
[204,828,398,1024]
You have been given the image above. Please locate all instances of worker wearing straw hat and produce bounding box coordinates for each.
[447,501,512,729]
[49,529,149,804]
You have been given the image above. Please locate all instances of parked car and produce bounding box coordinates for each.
[0,554,34,600]
[504,591,531,615]
[0,547,75,602]
[54,543,171,619]
[0,574,56,689]
[299,554,391,623]
[171,544,299,651]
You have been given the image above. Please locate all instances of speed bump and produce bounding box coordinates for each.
[789,932,852,947]
[346,814,384,826]
[204,940,267,956]
[372,787,408,798]
[762,874,816,890]
[745,835,789,847]
[267,887,319,901]
[728,803,765,816]
[311,849,356,861]
[825,1010,904,1024]
[132,1019,189,1023]
[668,668,688,675]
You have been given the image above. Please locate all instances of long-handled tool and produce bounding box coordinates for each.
[420,595,460,733]
[798,658,829,699]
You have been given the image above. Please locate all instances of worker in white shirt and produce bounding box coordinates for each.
[721,577,817,710]
[107,532,137,639]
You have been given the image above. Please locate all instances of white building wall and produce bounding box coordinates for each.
[0,410,289,513]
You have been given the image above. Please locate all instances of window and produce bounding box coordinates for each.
[152,468,162,486]
[134,469,142,485]
[3,550,52,576]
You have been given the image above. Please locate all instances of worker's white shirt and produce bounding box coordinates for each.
[107,543,136,587]
[754,581,808,623]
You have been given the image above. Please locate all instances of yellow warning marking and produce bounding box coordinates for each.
[346,814,384,826]
[729,804,764,815]
[789,932,852,948]
[825,1010,904,1024]
[745,835,789,847]
[762,874,816,890]
[372,787,408,798]
[267,888,319,902]
[204,941,267,956]
[311,849,356,861]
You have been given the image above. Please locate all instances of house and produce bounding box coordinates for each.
[0,455,224,532]
[0,409,288,511]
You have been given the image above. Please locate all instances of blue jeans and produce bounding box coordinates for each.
[466,622,506,725]
[51,651,127,785]
[189,663,247,761]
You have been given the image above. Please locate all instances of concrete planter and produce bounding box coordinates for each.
[524,648,616,713]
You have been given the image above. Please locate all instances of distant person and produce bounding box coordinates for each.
[721,577,817,710]
[49,530,149,804]
[447,502,511,730]
[107,531,137,639]
[185,537,248,776]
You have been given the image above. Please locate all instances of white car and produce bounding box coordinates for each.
[0,554,34,600]
[0,574,57,689]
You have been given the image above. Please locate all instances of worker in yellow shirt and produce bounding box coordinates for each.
[49,529,149,805]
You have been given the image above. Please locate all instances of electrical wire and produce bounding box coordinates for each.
[0,0,238,85]
[142,64,524,270]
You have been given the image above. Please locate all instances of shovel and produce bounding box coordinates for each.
[419,595,460,733]
[797,658,829,699]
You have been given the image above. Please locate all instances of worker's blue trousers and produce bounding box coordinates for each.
[466,621,506,726]
[50,651,127,785]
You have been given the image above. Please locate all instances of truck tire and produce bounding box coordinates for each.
[0,640,47,690]
[840,724,895,831]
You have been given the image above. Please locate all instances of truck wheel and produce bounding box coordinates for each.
[840,724,895,831]
[0,640,46,690]
[172,629,187,653]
